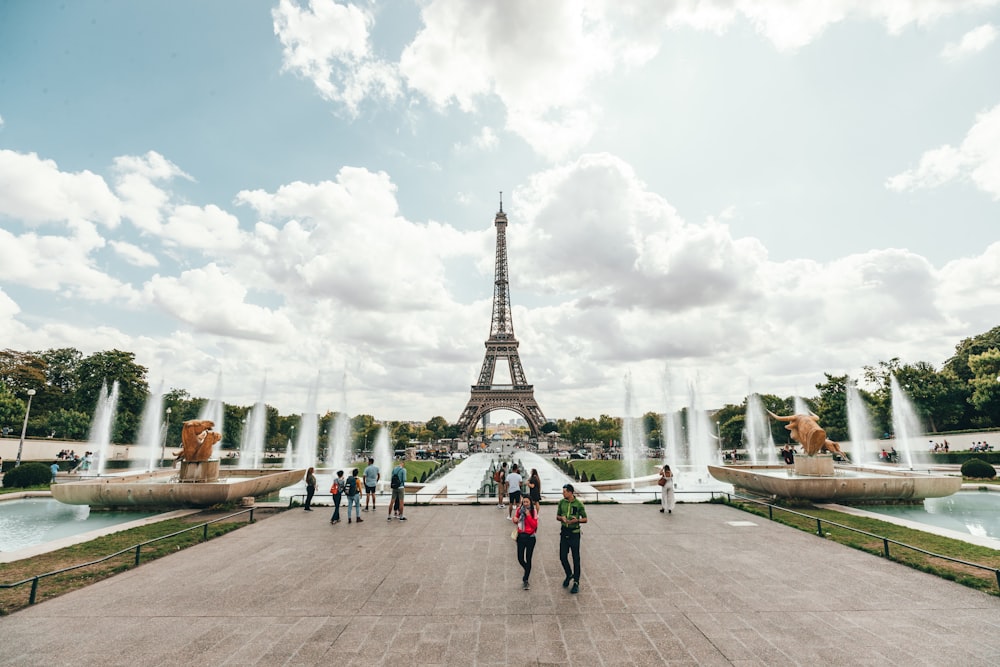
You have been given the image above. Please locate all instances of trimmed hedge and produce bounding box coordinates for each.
[960,458,997,479]
[2,462,51,488]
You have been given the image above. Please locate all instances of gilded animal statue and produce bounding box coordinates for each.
[766,411,847,459]
[176,419,222,462]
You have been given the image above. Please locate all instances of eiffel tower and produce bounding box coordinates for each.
[456,196,547,439]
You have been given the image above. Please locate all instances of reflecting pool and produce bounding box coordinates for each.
[862,491,1000,541]
[0,497,157,555]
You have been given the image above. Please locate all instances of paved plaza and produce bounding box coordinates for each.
[2,502,1000,666]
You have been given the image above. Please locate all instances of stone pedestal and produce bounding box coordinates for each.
[178,459,220,483]
[793,454,834,477]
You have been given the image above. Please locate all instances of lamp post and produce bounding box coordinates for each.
[15,389,36,467]
[160,407,172,464]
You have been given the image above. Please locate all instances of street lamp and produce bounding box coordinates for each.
[160,407,172,464]
[15,389,36,467]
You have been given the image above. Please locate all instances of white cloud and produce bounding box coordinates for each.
[276,1,998,161]
[144,263,295,341]
[112,151,191,234]
[162,204,243,251]
[887,102,1000,198]
[272,0,400,113]
[110,241,159,268]
[0,149,120,227]
[942,23,997,60]
[0,223,138,301]
[235,166,473,312]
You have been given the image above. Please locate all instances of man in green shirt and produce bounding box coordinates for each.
[556,483,587,594]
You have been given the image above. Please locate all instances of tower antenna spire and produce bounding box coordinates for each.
[499,190,503,213]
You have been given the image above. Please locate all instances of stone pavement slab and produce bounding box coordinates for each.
[1,503,999,666]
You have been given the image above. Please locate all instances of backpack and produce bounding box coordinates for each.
[390,469,401,489]
[344,476,357,496]
[493,469,503,483]
[330,479,340,495]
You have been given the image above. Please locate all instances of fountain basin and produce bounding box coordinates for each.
[51,468,306,509]
[708,464,962,503]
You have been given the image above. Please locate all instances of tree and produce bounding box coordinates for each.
[0,382,26,436]
[814,374,849,441]
[894,362,967,432]
[944,326,1000,383]
[968,348,1000,427]
[425,416,449,439]
[75,350,149,444]
[44,408,92,440]
[540,421,558,434]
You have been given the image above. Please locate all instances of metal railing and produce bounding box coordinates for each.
[722,491,1000,591]
[0,507,255,606]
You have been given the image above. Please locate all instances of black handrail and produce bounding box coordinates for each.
[722,492,1000,590]
[0,507,255,606]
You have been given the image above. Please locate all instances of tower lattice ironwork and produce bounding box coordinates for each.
[456,197,547,439]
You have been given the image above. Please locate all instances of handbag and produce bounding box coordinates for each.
[657,476,667,487]
[510,529,518,541]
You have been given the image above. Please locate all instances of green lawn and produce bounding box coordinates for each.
[348,460,439,483]
[566,460,662,481]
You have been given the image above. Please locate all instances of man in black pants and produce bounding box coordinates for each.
[556,483,588,594]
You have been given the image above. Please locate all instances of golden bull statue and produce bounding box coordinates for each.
[766,411,847,458]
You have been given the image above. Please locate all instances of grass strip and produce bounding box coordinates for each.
[724,498,1000,595]
[0,514,251,615]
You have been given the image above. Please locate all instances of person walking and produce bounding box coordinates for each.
[512,495,538,590]
[329,469,345,524]
[658,464,674,514]
[50,461,60,483]
[495,462,508,509]
[506,464,523,519]
[556,483,587,594]
[345,468,363,523]
[303,467,316,511]
[362,457,380,512]
[388,460,407,521]
[527,468,542,514]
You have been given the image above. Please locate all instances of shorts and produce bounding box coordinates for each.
[509,490,522,505]
[391,487,405,503]
[365,483,376,493]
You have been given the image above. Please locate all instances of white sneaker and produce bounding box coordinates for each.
[398,516,407,521]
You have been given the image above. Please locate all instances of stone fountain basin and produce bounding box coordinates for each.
[708,464,962,502]
[51,468,306,509]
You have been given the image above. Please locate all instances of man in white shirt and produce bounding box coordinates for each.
[506,464,523,519]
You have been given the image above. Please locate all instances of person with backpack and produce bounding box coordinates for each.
[345,468,363,524]
[329,469,345,524]
[388,460,407,521]
[511,495,538,590]
[495,462,508,509]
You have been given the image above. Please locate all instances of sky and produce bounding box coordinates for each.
[1,0,999,424]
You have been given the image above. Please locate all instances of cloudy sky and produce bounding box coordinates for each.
[1,0,998,424]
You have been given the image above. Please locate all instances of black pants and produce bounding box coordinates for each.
[516,533,536,581]
[304,484,315,509]
[559,532,581,582]
[330,492,342,521]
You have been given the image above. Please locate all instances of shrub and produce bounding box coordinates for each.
[2,462,52,488]
[960,458,996,479]
[590,473,597,482]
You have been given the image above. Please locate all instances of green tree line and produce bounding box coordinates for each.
[1,326,997,454]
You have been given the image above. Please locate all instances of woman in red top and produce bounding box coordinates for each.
[512,495,538,590]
